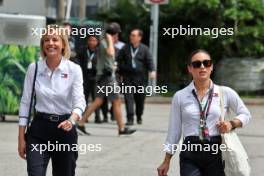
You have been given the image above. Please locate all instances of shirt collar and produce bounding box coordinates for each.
[188,80,214,94]
[130,43,141,49]
[87,47,97,53]
[57,58,66,71]
[39,57,66,72]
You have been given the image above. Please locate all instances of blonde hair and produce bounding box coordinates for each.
[40,24,71,59]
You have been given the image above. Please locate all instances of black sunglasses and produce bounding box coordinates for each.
[190,60,212,68]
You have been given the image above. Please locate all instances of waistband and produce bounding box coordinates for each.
[35,112,70,123]
[184,135,222,143]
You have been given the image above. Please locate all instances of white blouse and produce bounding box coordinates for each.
[19,58,86,126]
[164,81,251,155]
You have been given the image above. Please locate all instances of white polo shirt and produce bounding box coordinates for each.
[19,58,86,126]
[164,81,252,155]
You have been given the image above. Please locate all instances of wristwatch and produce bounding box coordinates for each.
[68,116,76,126]
[229,120,236,130]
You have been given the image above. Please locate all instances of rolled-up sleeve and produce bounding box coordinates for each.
[18,63,35,126]
[72,65,86,119]
[163,92,182,155]
[225,87,252,126]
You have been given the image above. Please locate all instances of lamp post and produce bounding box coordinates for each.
[148,4,159,92]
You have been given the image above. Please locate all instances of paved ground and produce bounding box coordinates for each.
[0,103,263,176]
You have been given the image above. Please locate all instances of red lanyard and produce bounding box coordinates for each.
[192,85,214,140]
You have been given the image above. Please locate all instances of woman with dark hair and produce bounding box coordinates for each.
[157,49,251,176]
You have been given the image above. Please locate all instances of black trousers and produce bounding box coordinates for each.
[26,115,78,176]
[123,78,146,122]
[180,136,225,176]
[84,78,108,120]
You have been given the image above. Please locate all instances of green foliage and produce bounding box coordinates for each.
[221,0,264,57]
[94,0,264,89]
[0,86,19,114]
[0,45,39,114]
[95,0,150,43]
[159,0,264,58]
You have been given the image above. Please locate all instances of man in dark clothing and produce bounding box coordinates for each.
[78,35,108,123]
[117,28,156,125]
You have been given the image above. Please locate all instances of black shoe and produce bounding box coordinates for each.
[94,119,102,124]
[137,119,142,125]
[125,121,134,126]
[76,125,90,135]
[103,118,108,123]
[119,127,136,135]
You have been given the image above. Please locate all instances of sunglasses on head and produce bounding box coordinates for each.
[190,60,212,68]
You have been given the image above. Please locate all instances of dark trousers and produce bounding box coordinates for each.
[180,136,225,176]
[123,78,146,122]
[26,116,78,176]
[84,78,108,120]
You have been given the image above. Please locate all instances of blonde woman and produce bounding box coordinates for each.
[18,25,85,176]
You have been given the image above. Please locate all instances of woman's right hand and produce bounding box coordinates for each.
[18,126,27,159]
[18,135,26,159]
[157,161,170,176]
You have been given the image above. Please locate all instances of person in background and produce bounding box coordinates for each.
[18,24,85,176]
[76,25,136,136]
[157,49,251,176]
[117,28,156,125]
[78,35,109,124]
[110,22,125,53]
[64,22,78,63]
[104,22,126,122]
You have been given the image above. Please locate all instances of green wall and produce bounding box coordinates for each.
[0,44,39,115]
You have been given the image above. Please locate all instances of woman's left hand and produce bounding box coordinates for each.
[58,120,73,131]
[216,120,232,133]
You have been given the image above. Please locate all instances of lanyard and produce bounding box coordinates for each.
[130,46,139,68]
[86,49,95,69]
[192,85,214,120]
[192,85,214,140]
[86,49,95,61]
